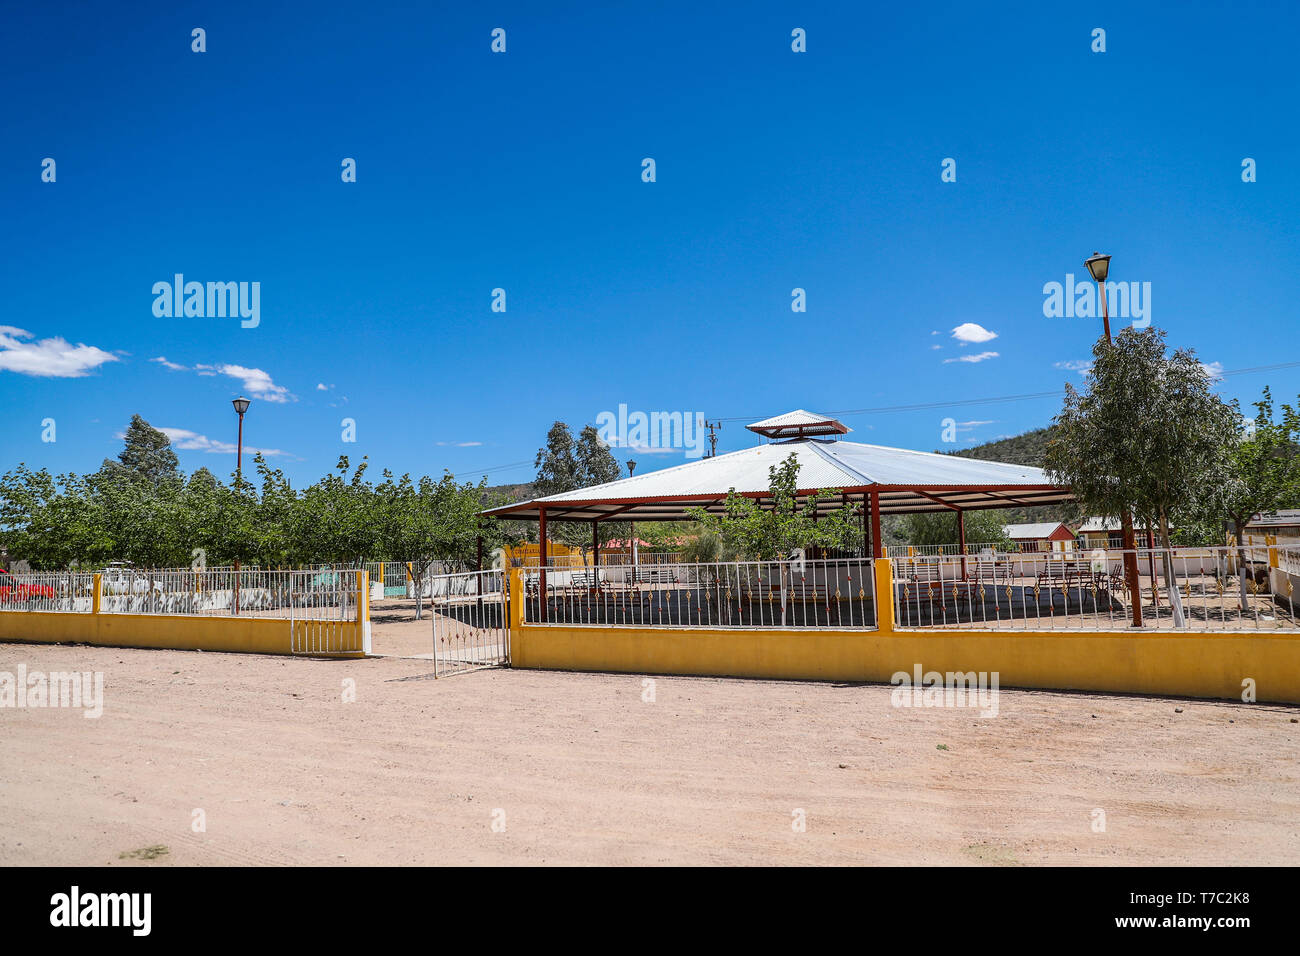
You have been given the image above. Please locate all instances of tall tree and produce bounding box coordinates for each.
[100,415,180,486]
[533,422,626,563]
[1044,327,1239,625]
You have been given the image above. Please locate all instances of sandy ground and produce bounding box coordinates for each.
[2,634,1299,866]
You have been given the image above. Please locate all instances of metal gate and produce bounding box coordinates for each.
[290,569,369,655]
[429,569,510,676]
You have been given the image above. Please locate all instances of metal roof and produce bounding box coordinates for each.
[1003,521,1072,539]
[747,409,851,438]
[483,437,1074,522]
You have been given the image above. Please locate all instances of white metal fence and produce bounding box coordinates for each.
[523,557,878,629]
[0,567,363,621]
[100,567,361,620]
[0,571,97,613]
[890,545,1295,632]
[429,569,509,676]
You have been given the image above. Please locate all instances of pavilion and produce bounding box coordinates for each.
[482,410,1075,569]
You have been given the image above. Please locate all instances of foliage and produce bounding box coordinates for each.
[899,511,1011,548]
[0,417,505,574]
[1043,327,1239,549]
[684,454,861,560]
[533,421,628,559]
[1217,387,1300,538]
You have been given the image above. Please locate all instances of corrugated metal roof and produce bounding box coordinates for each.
[484,437,1074,521]
[1003,522,1071,539]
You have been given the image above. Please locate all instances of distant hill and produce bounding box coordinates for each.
[483,481,535,505]
[942,426,1057,468]
[945,426,1076,524]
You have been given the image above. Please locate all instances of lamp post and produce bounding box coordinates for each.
[1083,252,1142,626]
[232,396,251,483]
[230,396,251,616]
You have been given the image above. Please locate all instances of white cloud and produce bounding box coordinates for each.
[1054,359,1093,376]
[435,441,484,447]
[943,351,999,364]
[151,357,296,402]
[194,363,294,403]
[160,427,287,457]
[0,326,118,378]
[930,344,942,350]
[951,322,998,344]
[1201,361,1224,380]
[316,383,333,391]
[957,420,995,429]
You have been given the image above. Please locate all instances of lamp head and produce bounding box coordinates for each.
[232,397,251,415]
[1084,252,1111,283]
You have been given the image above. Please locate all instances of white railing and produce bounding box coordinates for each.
[890,545,1295,632]
[0,571,97,613]
[884,542,1026,557]
[98,567,361,621]
[429,569,510,676]
[523,557,878,629]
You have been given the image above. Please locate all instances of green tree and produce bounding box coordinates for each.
[373,470,501,618]
[1216,388,1300,609]
[1044,327,1239,626]
[899,511,1011,550]
[290,456,376,566]
[98,414,180,486]
[533,422,627,564]
[685,454,861,560]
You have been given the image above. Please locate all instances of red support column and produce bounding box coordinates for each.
[592,521,600,573]
[862,493,869,557]
[538,507,548,623]
[870,489,882,559]
[957,509,967,580]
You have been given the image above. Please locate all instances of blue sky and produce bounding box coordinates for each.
[2,1,1297,488]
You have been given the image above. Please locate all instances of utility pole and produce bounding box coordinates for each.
[704,419,722,458]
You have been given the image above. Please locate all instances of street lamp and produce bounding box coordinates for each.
[1084,252,1113,341]
[232,396,250,482]
[1083,252,1140,625]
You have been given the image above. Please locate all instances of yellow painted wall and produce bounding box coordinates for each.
[507,563,1300,705]
[0,611,367,658]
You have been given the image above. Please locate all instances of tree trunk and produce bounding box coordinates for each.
[1159,511,1186,628]
[1233,519,1250,613]
[414,571,423,620]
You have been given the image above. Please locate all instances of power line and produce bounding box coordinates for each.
[454,359,1300,481]
[717,360,1300,424]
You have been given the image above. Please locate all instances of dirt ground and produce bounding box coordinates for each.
[2,633,1299,866]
